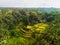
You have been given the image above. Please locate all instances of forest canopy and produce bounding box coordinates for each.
[0,8,60,45]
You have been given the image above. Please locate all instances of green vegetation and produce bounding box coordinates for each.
[0,8,60,45]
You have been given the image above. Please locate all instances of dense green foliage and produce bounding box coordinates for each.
[0,8,60,45]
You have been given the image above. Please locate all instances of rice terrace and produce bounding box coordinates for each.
[0,8,60,45]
